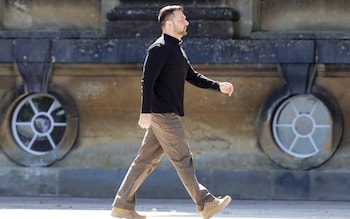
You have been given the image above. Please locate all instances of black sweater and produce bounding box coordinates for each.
[141,34,220,116]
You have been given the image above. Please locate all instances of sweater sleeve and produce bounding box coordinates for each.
[186,62,220,91]
[141,46,167,113]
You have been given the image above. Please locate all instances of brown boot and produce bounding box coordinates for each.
[200,195,231,219]
[111,207,147,219]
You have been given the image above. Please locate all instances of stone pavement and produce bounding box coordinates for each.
[0,196,350,219]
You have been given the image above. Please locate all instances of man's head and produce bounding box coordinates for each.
[158,5,189,40]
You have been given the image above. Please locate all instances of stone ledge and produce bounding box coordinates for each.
[1,39,350,64]
[0,38,312,64]
[251,31,350,40]
[0,30,102,39]
[106,7,239,21]
[105,20,234,38]
[0,167,349,200]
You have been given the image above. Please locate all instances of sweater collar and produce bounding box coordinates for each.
[163,33,182,45]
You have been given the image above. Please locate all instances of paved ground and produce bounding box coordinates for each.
[0,196,350,219]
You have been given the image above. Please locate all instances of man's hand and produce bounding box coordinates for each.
[219,82,234,96]
[138,113,152,129]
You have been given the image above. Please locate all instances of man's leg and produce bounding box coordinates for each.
[112,128,164,210]
[151,113,214,212]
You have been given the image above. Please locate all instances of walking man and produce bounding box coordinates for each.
[111,5,234,219]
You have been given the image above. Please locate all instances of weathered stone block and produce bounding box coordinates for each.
[272,171,311,199]
[105,5,239,38]
[2,0,101,30]
[0,168,57,196]
[0,40,12,62]
[106,20,234,38]
[260,0,350,31]
[106,20,160,38]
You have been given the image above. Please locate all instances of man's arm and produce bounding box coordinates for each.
[139,45,167,129]
[186,64,220,90]
[186,63,234,96]
[141,46,166,114]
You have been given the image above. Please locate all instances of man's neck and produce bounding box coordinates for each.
[162,30,182,41]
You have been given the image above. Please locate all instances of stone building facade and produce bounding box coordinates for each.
[0,0,350,200]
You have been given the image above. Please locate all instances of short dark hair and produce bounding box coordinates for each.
[158,5,184,26]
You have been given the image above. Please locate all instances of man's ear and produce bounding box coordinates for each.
[165,20,172,28]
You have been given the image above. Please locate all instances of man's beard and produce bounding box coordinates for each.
[178,28,187,37]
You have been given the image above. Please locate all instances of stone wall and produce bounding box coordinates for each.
[260,0,350,31]
[1,61,350,171]
[1,0,350,199]
[2,0,101,29]
[0,63,282,171]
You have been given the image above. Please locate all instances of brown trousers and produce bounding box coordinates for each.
[112,113,214,212]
